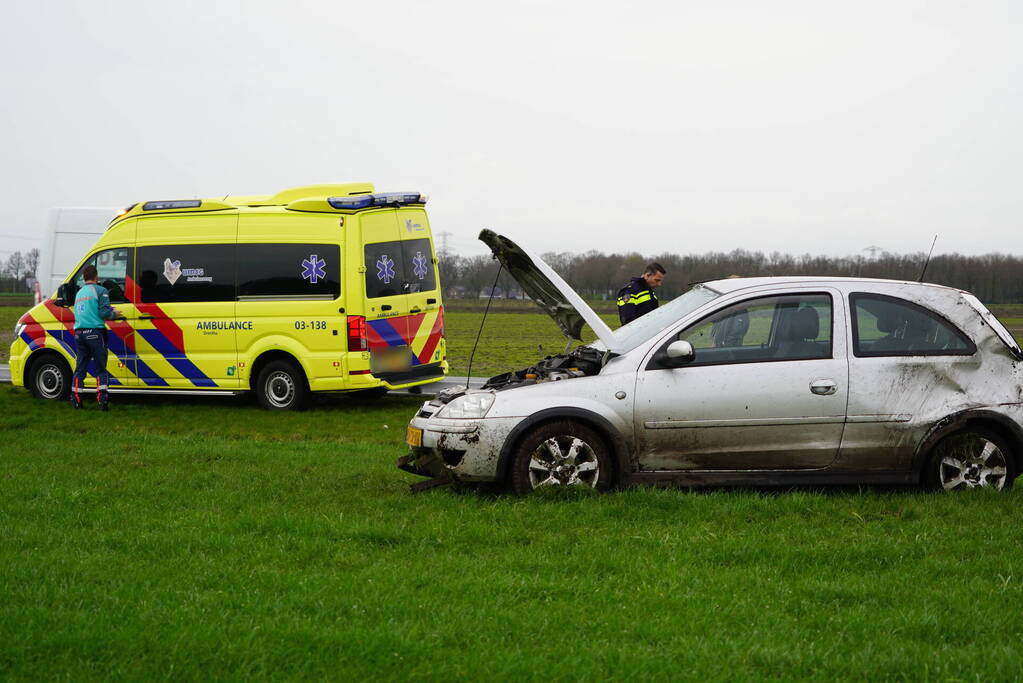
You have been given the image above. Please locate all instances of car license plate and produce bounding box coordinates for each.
[406,426,423,448]
[372,347,413,373]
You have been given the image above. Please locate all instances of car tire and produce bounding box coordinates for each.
[255,360,310,411]
[924,427,1016,491]
[509,420,614,495]
[27,353,72,401]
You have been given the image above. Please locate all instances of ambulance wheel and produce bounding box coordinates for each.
[27,353,71,401]
[256,360,310,411]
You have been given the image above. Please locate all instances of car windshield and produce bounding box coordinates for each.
[611,283,721,353]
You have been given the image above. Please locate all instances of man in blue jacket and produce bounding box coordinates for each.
[71,265,121,410]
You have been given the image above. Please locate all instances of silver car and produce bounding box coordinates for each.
[402,231,1023,494]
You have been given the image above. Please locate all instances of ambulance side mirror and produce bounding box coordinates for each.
[55,283,77,308]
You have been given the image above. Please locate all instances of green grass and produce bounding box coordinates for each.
[0,306,24,363]
[2,385,1023,679]
[443,309,618,377]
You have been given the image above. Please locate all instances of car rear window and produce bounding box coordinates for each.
[850,293,975,357]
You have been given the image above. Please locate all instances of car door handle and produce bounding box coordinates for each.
[380,305,392,311]
[810,379,837,396]
[138,315,156,320]
[410,307,421,313]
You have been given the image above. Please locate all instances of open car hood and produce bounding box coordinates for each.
[478,230,621,353]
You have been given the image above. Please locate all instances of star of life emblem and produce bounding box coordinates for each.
[412,251,429,280]
[376,255,396,284]
[301,254,326,284]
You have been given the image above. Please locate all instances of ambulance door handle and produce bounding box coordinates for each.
[410,307,421,313]
[427,298,436,304]
[139,315,156,320]
[380,305,392,311]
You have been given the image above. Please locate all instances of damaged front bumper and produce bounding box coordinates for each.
[399,411,519,483]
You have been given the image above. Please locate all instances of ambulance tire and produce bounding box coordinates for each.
[255,360,310,411]
[27,353,72,401]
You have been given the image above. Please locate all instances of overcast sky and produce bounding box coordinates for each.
[2,0,1021,260]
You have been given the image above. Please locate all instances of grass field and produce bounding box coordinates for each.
[2,383,1023,680]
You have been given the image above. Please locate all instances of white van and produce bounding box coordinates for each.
[35,207,118,302]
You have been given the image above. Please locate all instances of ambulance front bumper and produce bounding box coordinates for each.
[8,347,24,387]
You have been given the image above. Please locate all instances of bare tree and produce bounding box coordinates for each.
[24,248,39,278]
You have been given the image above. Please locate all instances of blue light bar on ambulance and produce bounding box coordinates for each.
[326,192,425,210]
[327,195,375,210]
[142,200,202,211]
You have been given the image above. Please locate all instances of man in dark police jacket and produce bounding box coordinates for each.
[616,263,666,325]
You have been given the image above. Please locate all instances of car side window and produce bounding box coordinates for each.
[669,293,832,367]
[850,293,975,357]
[72,248,130,304]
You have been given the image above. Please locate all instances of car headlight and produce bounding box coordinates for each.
[14,322,25,338]
[435,392,496,419]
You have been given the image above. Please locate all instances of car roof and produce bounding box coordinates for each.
[702,276,961,296]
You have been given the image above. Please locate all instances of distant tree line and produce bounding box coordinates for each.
[438,249,1023,304]
[0,249,39,293]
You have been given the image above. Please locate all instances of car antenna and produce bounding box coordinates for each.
[918,234,938,282]
[464,258,504,389]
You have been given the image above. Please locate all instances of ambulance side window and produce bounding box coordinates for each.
[136,244,236,303]
[72,247,130,303]
[237,244,341,299]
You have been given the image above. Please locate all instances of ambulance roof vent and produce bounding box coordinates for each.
[268,183,375,205]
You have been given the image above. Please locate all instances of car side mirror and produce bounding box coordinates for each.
[666,340,695,365]
[55,283,77,308]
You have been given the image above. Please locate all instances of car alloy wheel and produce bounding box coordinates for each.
[510,420,613,495]
[528,435,601,488]
[930,428,1014,491]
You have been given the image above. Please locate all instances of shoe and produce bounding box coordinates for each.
[70,400,82,410]
[99,403,109,412]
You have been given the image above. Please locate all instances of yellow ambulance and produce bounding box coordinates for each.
[10,183,447,409]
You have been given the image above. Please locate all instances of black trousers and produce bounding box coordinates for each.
[72,328,109,405]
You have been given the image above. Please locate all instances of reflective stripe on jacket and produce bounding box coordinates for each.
[616,276,658,325]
